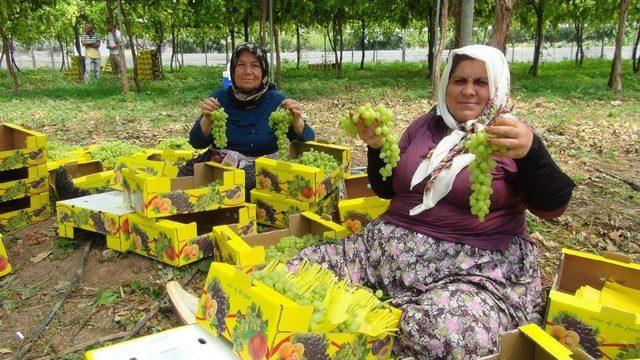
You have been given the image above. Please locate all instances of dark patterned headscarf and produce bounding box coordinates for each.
[229,42,271,109]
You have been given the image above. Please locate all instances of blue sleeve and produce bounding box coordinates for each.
[188,114,214,149]
[287,122,315,142]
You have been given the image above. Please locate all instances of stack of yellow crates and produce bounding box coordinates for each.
[63,56,84,82]
[136,50,161,80]
[0,123,50,234]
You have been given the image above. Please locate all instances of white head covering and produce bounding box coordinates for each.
[408,45,512,216]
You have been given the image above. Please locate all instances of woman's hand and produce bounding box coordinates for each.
[202,97,220,121]
[355,112,383,149]
[281,99,304,136]
[486,114,533,159]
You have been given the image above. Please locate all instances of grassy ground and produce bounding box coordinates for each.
[0,60,639,359]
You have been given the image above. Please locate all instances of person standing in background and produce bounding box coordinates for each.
[81,23,101,81]
[106,20,122,75]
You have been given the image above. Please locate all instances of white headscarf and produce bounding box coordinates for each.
[408,45,512,216]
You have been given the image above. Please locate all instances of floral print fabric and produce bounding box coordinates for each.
[288,219,542,359]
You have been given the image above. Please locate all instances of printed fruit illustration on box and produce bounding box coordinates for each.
[231,303,269,360]
[0,205,50,234]
[256,169,283,193]
[197,277,231,336]
[549,312,603,358]
[341,211,371,234]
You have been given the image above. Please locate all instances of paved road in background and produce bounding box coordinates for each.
[6,46,635,69]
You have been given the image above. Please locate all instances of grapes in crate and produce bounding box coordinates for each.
[269,108,294,158]
[340,103,399,180]
[295,148,339,173]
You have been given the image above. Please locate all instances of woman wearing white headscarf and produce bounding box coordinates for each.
[289,45,574,358]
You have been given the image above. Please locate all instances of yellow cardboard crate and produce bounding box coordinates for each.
[122,162,245,218]
[0,234,12,277]
[212,212,348,268]
[545,248,640,359]
[48,160,111,194]
[111,156,170,189]
[0,123,47,171]
[196,262,400,359]
[46,151,93,172]
[480,324,573,359]
[126,204,257,267]
[1,164,48,202]
[131,148,195,165]
[339,174,390,234]
[255,141,351,203]
[0,192,50,234]
[57,191,134,252]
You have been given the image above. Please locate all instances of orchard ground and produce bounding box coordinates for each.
[0,60,639,359]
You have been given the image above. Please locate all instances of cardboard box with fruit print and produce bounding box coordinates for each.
[48,160,111,195]
[1,163,49,202]
[196,262,400,360]
[339,174,390,234]
[57,191,134,252]
[125,204,257,267]
[0,192,50,234]
[255,141,351,203]
[110,156,171,190]
[479,323,573,360]
[544,248,640,359]
[0,234,13,277]
[0,123,47,171]
[251,188,340,229]
[130,148,196,176]
[211,225,266,268]
[122,162,245,218]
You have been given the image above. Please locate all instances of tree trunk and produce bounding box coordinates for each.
[574,20,584,66]
[0,27,19,94]
[170,26,176,71]
[460,0,475,47]
[274,24,282,88]
[608,0,630,95]
[490,0,515,52]
[402,28,407,62]
[360,19,366,70]
[296,23,301,69]
[529,0,544,77]
[600,35,605,58]
[73,20,82,56]
[58,36,66,70]
[339,16,344,73]
[31,48,37,68]
[154,21,164,75]
[432,0,449,99]
[180,32,184,68]
[243,11,250,42]
[0,50,4,68]
[427,4,436,76]
[9,38,19,72]
[49,40,56,68]
[225,37,229,63]
[107,0,129,93]
[230,26,236,52]
[203,34,208,67]
[454,0,462,48]
[259,0,267,47]
[632,21,639,73]
[118,0,141,92]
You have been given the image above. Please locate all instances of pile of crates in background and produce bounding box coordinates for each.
[63,55,84,82]
[136,50,161,80]
[0,123,50,234]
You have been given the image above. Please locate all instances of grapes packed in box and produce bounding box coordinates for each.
[0,234,13,277]
[122,162,245,218]
[126,204,257,267]
[1,192,50,234]
[545,248,640,359]
[339,174,390,234]
[215,212,347,268]
[251,187,340,229]
[196,261,401,360]
[1,164,48,202]
[255,141,351,203]
[0,123,47,171]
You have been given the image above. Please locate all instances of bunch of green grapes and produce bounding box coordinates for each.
[296,149,339,173]
[210,108,228,148]
[90,141,142,168]
[265,234,326,263]
[269,108,294,158]
[339,103,399,180]
[464,130,502,222]
[156,138,194,151]
[47,140,80,161]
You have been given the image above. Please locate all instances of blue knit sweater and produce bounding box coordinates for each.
[189,87,315,157]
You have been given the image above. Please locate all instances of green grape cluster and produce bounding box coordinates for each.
[47,140,80,161]
[295,149,339,173]
[156,138,194,151]
[269,108,294,158]
[265,234,326,263]
[339,103,399,180]
[90,141,142,168]
[464,130,502,222]
[210,108,228,148]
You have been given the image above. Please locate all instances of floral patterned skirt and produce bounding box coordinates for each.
[288,219,543,359]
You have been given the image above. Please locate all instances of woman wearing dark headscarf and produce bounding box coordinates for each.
[183,43,315,191]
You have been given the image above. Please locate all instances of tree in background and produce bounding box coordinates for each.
[490,0,516,52]
[608,0,630,95]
